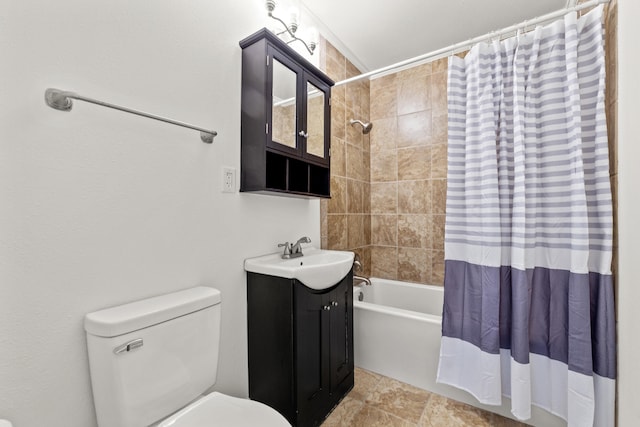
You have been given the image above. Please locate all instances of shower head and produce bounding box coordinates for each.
[350,119,373,134]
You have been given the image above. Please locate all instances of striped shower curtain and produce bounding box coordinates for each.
[436,6,615,427]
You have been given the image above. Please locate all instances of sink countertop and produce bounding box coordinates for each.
[244,247,355,290]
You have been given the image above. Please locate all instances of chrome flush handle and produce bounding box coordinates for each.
[113,338,144,355]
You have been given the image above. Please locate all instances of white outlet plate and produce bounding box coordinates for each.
[222,167,236,193]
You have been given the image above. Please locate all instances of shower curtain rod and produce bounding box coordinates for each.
[334,0,609,87]
[44,88,217,143]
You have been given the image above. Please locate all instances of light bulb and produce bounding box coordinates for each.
[265,0,276,13]
[307,27,318,44]
[289,10,299,33]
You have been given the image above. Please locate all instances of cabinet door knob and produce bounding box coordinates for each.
[298,131,309,138]
[322,305,331,311]
[331,301,338,307]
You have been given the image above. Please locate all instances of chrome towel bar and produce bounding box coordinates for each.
[45,88,217,143]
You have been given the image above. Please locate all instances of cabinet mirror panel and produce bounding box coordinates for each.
[272,59,297,149]
[306,81,325,159]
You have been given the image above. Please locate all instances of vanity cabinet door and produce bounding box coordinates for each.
[328,280,354,391]
[294,285,332,427]
[293,274,353,426]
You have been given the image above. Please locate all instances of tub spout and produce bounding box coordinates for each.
[353,275,372,286]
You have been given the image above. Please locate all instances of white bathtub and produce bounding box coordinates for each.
[353,278,565,427]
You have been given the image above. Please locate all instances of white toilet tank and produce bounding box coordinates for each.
[84,287,221,427]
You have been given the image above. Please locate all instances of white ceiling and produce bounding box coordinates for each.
[300,0,569,72]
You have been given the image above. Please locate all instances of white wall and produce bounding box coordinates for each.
[0,1,320,426]
[617,0,640,425]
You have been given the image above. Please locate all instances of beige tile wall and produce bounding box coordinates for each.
[319,38,372,276]
[367,59,448,285]
[603,0,618,294]
[320,1,617,286]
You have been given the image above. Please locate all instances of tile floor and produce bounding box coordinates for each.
[321,368,530,427]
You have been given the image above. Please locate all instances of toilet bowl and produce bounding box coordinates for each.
[84,287,290,427]
[157,392,288,427]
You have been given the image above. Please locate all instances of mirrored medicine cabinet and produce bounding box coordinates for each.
[239,28,333,198]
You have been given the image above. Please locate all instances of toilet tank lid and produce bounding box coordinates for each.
[84,286,221,337]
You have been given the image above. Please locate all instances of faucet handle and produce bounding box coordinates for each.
[278,242,292,256]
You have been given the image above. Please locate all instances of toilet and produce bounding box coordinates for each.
[84,287,290,427]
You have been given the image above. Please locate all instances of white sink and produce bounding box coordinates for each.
[244,247,355,290]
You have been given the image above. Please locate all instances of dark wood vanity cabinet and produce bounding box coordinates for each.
[240,28,333,198]
[247,271,354,427]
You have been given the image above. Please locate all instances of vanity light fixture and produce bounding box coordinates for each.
[265,0,317,55]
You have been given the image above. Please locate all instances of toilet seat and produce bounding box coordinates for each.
[157,392,291,427]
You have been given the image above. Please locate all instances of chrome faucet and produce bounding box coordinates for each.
[291,236,311,255]
[278,236,311,259]
[353,256,363,274]
[353,275,372,286]
[352,254,371,285]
